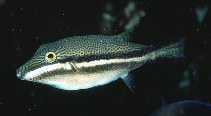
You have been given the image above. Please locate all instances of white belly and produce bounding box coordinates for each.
[40,69,127,90]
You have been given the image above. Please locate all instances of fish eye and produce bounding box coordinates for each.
[45,52,56,63]
[47,54,54,58]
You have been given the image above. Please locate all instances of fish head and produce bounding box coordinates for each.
[16,41,77,88]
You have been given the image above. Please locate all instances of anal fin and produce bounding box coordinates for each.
[121,73,135,93]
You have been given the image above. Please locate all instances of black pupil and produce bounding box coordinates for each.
[47,54,54,58]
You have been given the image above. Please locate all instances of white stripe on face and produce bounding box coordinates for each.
[24,62,72,80]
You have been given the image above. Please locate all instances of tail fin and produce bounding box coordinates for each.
[155,37,185,59]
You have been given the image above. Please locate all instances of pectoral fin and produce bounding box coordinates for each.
[70,62,79,72]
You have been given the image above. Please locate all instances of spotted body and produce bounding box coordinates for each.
[16,32,185,91]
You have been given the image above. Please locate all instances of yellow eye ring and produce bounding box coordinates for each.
[45,52,56,63]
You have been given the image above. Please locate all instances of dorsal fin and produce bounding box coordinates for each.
[113,31,149,49]
[114,31,131,42]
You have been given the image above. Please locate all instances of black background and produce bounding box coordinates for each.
[0,0,211,116]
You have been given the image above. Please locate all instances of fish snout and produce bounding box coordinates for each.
[16,66,25,80]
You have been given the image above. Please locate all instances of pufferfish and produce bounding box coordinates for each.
[16,32,185,91]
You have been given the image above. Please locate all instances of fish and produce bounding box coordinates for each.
[16,32,185,91]
[150,100,211,116]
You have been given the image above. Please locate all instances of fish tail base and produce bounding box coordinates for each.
[155,38,185,59]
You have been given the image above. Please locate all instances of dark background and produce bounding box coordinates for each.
[0,0,211,115]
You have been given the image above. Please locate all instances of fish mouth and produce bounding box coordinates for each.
[16,66,25,80]
[16,67,43,81]
[16,71,22,79]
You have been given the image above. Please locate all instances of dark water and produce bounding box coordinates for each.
[1,0,211,115]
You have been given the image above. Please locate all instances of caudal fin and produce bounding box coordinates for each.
[155,37,185,59]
